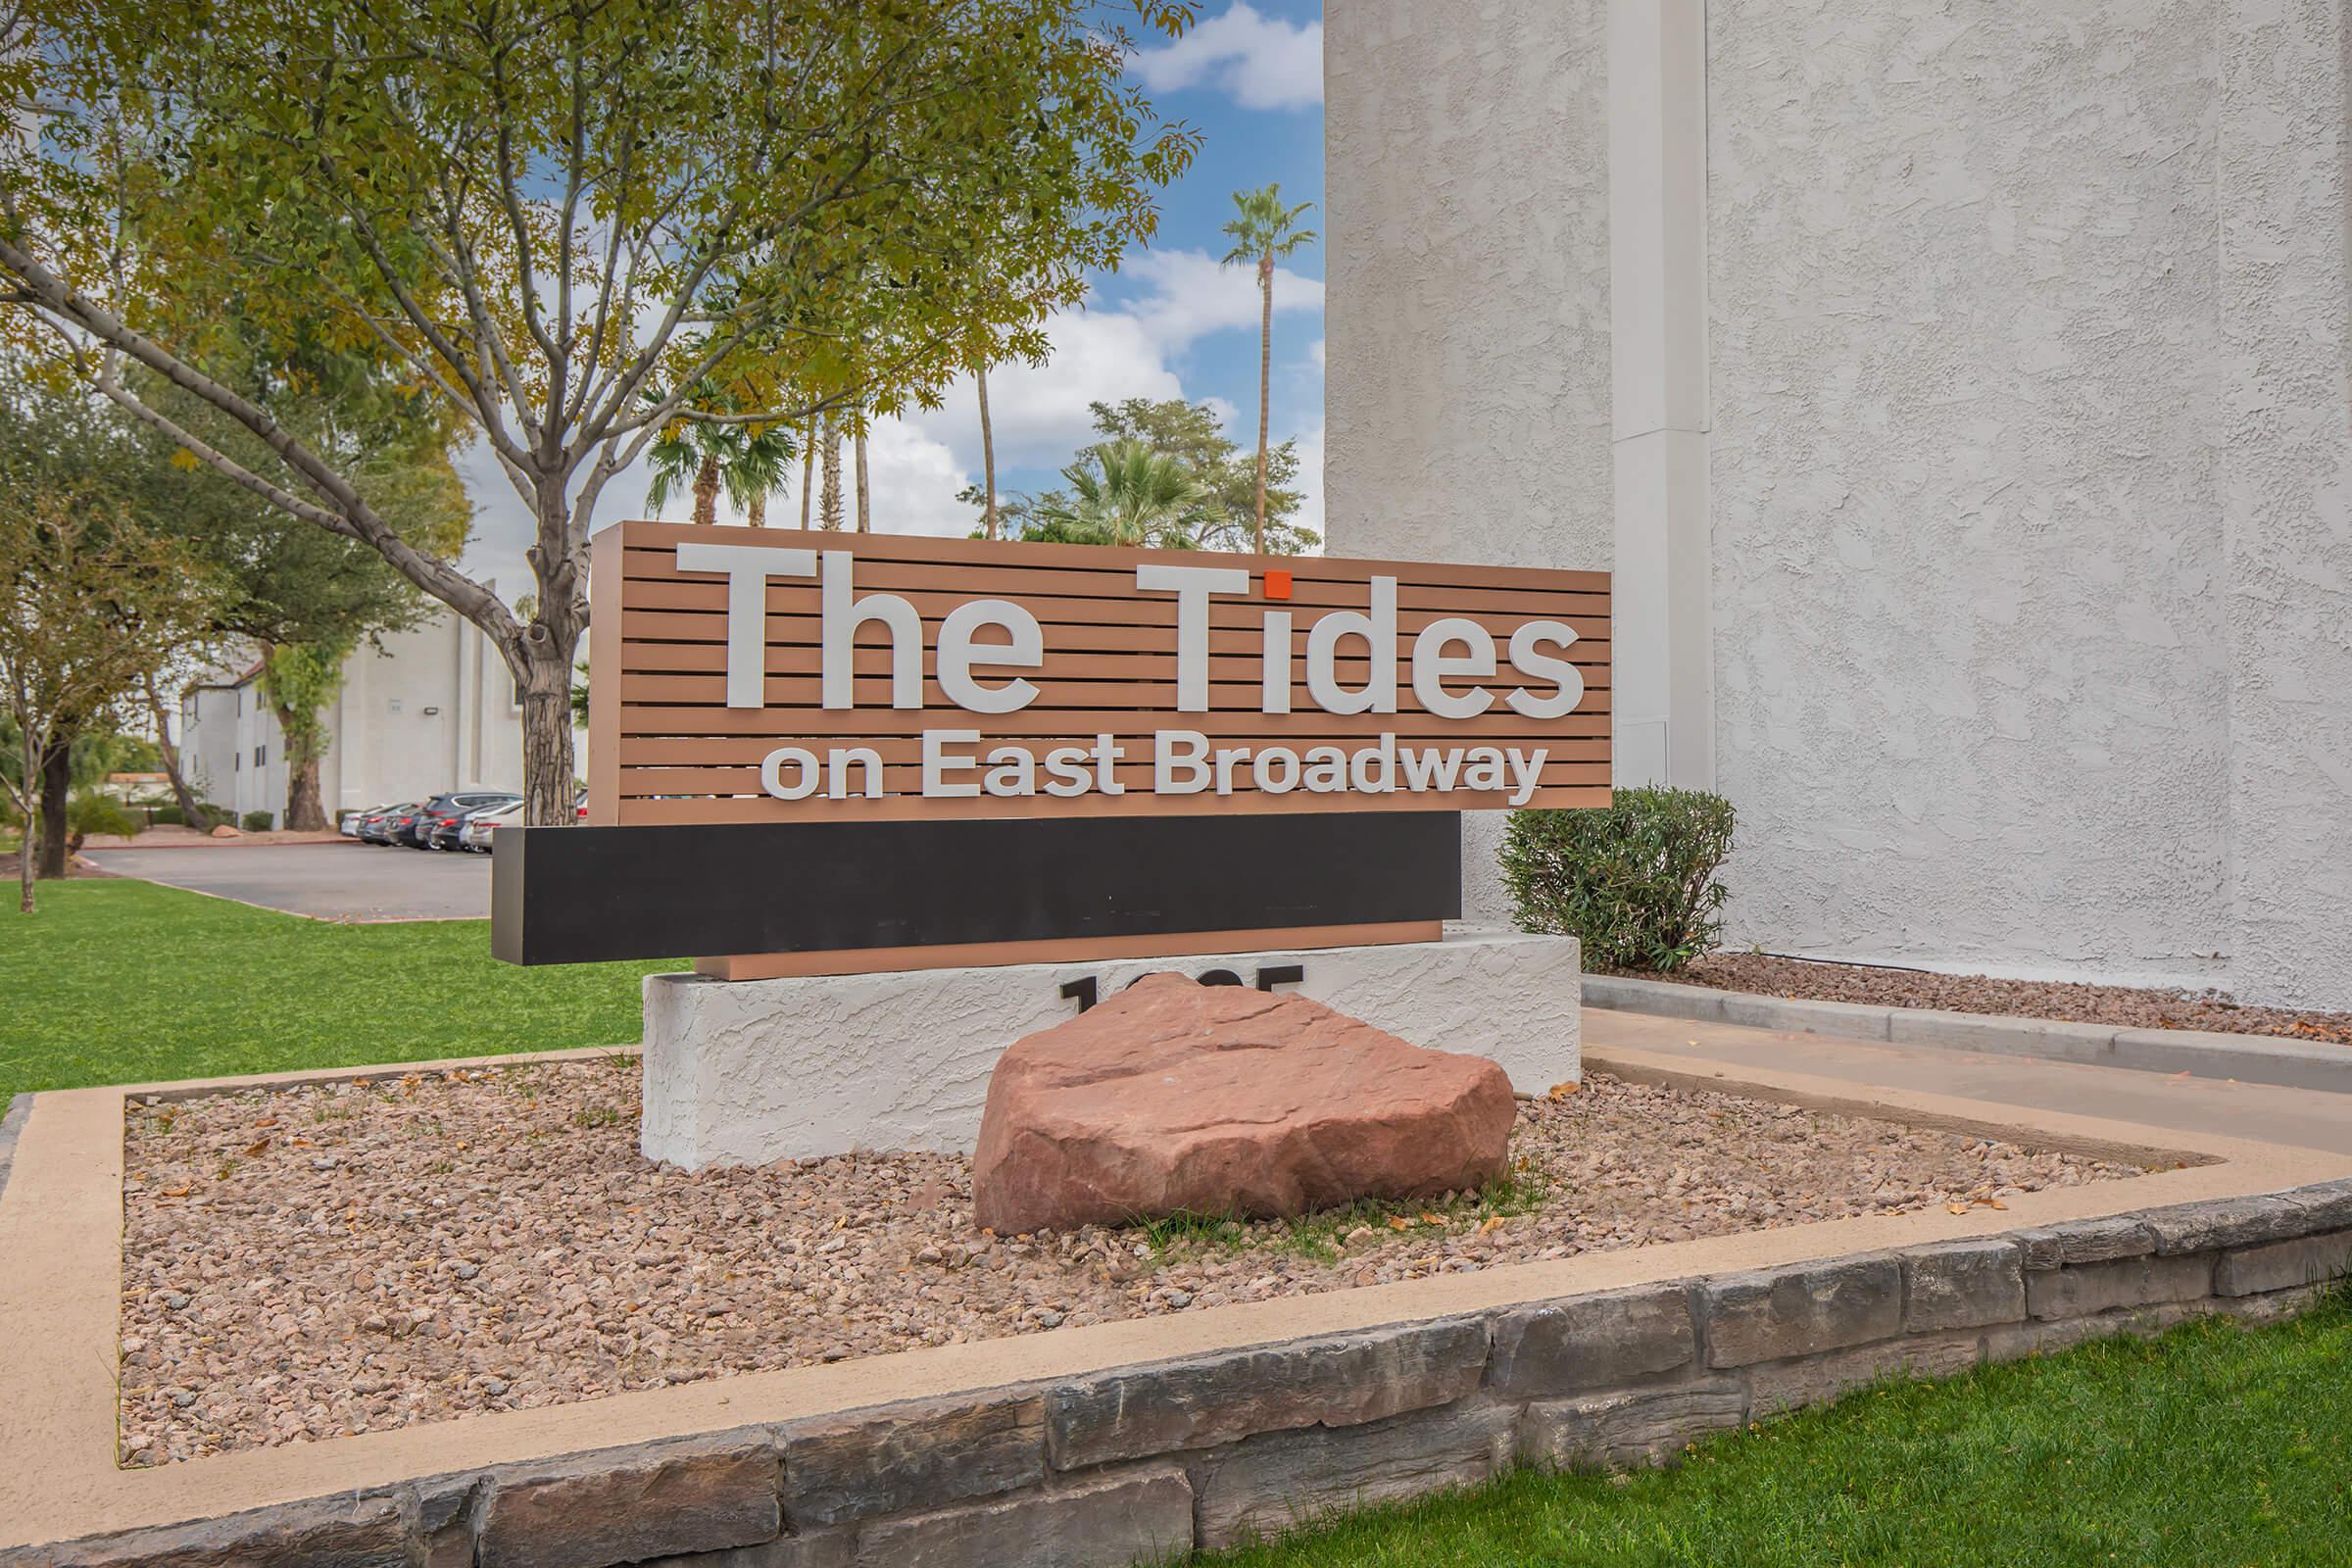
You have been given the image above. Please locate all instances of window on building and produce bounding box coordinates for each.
[233,752,241,772]
[256,744,267,767]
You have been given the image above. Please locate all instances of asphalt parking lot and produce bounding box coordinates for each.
[84,843,491,921]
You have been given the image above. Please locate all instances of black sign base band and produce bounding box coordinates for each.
[491,811,1463,967]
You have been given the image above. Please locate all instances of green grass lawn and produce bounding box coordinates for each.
[1205,1299,2352,1568]
[0,878,683,1101]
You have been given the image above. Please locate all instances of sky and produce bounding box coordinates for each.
[457,1,1327,601]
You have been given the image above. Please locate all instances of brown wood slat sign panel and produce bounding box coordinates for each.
[588,520,1612,826]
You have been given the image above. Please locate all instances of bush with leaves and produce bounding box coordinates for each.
[66,792,139,852]
[1501,787,1738,972]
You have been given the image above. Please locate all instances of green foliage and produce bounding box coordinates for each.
[1028,438,1218,548]
[239,810,275,832]
[257,640,352,771]
[1202,1301,2352,1567]
[67,792,140,844]
[1501,788,1737,972]
[0,880,686,1100]
[1220,183,1320,270]
[993,399,1317,553]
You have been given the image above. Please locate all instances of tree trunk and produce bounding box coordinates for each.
[1254,252,1273,555]
[693,451,721,528]
[14,731,33,913]
[143,673,204,824]
[855,422,871,532]
[272,701,328,831]
[37,729,71,878]
[516,482,586,825]
[800,416,816,528]
[976,364,1000,540]
[819,417,844,529]
[748,489,766,527]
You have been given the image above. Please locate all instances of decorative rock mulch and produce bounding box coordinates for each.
[117,1059,2142,1465]
[1638,953,2352,1048]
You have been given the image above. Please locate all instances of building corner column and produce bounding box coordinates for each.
[2219,0,2352,1007]
[1608,0,1713,790]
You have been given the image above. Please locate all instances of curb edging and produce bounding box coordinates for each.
[1583,974,2352,1094]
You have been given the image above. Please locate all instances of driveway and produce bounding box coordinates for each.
[84,843,490,921]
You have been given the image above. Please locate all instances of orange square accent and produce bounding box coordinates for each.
[1263,569,1293,600]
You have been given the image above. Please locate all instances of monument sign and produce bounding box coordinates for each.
[492,522,1610,976]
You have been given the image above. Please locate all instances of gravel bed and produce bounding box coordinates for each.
[118,1059,2145,1465]
[1634,954,2352,1048]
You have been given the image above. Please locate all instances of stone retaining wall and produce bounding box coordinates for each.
[17,1180,2350,1568]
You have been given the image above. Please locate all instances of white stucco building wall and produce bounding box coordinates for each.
[180,605,545,823]
[1325,0,2352,1006]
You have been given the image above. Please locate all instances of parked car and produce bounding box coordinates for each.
[355,804,416,845]
[428,794,521,851]
[337,807,381,838]
[403,790,521,849]
[460,799,523,853]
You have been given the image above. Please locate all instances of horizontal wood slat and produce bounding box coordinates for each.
[589,522,1612,825]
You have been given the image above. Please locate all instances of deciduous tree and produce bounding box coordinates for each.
[0,492,220,912]
[0,0,1200,821]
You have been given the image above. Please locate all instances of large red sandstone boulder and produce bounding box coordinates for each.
[971,973,1515,1236]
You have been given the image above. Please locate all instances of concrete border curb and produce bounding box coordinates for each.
[0,1095,25,1206]
[1583,975,2352,1094]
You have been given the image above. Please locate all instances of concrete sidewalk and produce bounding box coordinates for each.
[1585,1006,2352,1155]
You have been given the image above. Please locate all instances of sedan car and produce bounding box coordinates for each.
[460,799,523,853]
[355,804,416,845]
[406,790,521,849]
[429,795,521,851]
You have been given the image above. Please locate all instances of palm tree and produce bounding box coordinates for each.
[728,421,796,527]
[1220,184,1317,554]
[799,414,815,528]
[818,413,844,529]
[645,406,737,527]
[975,362,1001,539]
[855,416,871,532]
[1032,439,1217,548]
[646,378,794,525]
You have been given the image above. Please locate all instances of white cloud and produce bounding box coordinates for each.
[1307,337,1326,371]
[1130,4,1323,111]
[1118,248,1324,350]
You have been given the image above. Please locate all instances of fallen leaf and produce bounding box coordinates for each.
[161,1186,191,1199]
[1419,1212,1446,1226]
[1388,1216,1412,1232]
[244,1139,270,1157]
[1478,1215,1506,1235]
[1945,1202,1970,1215]
[1546,1081,1579,1099]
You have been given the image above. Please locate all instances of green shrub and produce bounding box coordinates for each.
[1500,786,1737,972]
[66,792,140,849]
[150,806,183,826]
[240,809,275,832]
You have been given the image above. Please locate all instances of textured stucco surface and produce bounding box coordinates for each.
[641,932,1584,1168]
[1705,0,2241,987]
[2217,0,2352,1006]
[1325,0,1614,919]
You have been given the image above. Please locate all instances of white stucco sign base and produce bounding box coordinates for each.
[639,929,1583,1169]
